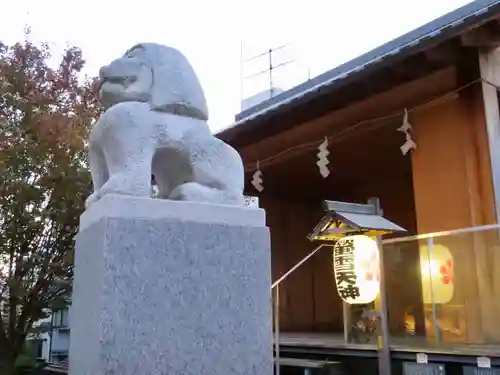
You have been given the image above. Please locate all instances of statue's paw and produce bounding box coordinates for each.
[169,182,244,206]
[99,174,151,199]
[169,182,207,202]
[85,192,99,209]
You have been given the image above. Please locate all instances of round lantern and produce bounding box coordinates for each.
[333,235,380,305]
[419,243,454,304]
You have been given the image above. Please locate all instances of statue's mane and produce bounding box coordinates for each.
[129,43,209,121]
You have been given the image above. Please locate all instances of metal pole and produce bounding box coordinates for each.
[343,302,350,343]
[272,245,324,289]
[48,310,54,362]
[426,237,441,344]
[274,285,280,375]
[376,236,391,375]
[369,197,391,375]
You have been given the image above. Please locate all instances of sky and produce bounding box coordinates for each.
[0,0,473,132]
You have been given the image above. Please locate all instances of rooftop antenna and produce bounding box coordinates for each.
[242,44,295,99]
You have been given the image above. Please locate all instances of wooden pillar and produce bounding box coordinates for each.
[474,47,500,342]
[410,93,495,233]
[410,64,497,344]
[479,46,500,220]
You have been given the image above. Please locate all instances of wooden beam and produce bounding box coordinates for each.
[424,41,462,64]
[461,24,500,48]
[354,69,398,94]
[391,54,436,79]
[239,67,458,170]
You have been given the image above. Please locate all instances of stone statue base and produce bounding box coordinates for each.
[68,194,272,375]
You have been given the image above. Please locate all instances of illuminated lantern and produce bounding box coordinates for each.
[419,244,454,304]
[333,235,380,305]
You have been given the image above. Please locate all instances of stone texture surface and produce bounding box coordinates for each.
[80,194,264,231]
[86,43,245,209]
[69,198,272,375]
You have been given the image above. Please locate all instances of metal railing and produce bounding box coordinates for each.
[271,244,326,375]
[270,222,500,375]
[381,223,500,244]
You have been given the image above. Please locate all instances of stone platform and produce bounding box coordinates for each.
[69,194,272,375]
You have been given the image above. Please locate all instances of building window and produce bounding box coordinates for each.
[53,308,69,328]
[51,351,68,363]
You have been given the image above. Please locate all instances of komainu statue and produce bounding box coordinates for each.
[85,43,245,208]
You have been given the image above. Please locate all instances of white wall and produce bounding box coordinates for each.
[40,332,51,361]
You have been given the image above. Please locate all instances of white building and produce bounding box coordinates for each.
[39,307,71,363]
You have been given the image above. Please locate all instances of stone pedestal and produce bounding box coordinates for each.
[68,194,272,375]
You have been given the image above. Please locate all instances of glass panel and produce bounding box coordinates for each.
[271,241,377,349]
[383,226,500,352]
[383,239,428,346]
[60,308,69,327]
[52,310,61,326]
[345,299,380,345]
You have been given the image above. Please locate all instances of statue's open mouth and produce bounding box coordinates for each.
[102,76,126,84]
[101,76,138,88]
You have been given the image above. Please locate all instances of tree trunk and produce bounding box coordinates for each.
[0,356,15,375]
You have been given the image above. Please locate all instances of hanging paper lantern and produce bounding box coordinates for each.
[333,235,380,305]
[419,243,454,304]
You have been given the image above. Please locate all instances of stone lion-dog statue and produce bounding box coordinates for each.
[85,43,245,208]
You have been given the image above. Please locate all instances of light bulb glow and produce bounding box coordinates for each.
[419,244,454,304]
